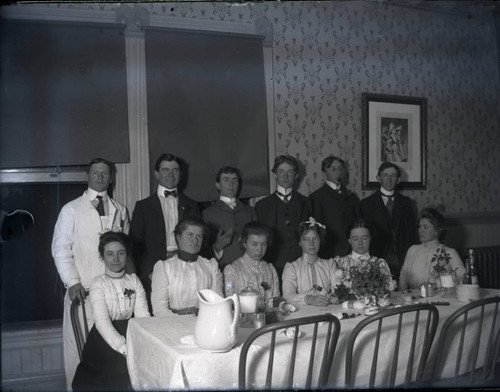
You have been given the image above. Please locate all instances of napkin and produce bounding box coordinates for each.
[180,334,196,346]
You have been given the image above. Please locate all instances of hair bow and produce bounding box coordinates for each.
[303,217,326,229]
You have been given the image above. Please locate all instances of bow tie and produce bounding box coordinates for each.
[164,190,177,198]
[276,191,291,203]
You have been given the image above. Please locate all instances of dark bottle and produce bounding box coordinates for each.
[469,249,478,285]
[462,256,471,284]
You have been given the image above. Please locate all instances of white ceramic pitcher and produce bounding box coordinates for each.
[194,289,240,352]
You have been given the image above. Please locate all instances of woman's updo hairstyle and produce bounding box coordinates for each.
[174,216,210,247]
[345,218,376,240]
[239,221,273,248]
[296,217,327,243]
[98,231,131,258]
[419,207,447,241]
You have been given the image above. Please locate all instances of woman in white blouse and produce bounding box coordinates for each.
[151,216,224,316]
[282,217,337,306]
[333,218,394,286]
[399,208,465,291]
[224,221,280,298]
[72,231,150,391]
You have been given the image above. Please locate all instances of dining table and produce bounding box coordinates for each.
[126,288,500,390]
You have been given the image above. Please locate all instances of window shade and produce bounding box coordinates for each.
[144,27,269,202]
[0,20,130,169]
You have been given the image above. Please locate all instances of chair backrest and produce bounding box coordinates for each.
[70,291,90,360]
[238,314,340,390]
[345,303,439,389]
[432,296,500,387]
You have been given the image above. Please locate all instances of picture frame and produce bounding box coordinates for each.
[362,93,427,190]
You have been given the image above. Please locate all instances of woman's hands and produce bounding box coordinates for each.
[305,294,331,307]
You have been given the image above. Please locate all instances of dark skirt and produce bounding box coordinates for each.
[72,319,132,391]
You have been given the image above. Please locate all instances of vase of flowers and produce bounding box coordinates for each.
[429,247,458,288]
[333,257,397,306]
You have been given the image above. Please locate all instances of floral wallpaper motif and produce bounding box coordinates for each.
[46,1,500,213]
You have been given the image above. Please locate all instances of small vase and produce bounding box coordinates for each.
[439,273,455,298]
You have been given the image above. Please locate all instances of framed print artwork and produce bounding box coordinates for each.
[362,93,427,190]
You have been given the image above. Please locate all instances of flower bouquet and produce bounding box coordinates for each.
[334,257,397,306]
[429,247,458,289]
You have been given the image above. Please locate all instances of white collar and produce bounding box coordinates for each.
[242,253,260,267]
[380,187,395,197]
[87,188,108,201]
[157,185,177,198]
[325,180,340,191]
[220,196,236,204]
[350,251,371,260]
[276,184,292,196]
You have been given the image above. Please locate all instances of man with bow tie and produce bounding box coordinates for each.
[255,155,307,278]
[304,155,360,259]
[129,153,200,302]
[202,166,256,269]
[52,157,130,388]
[360,162,417,280]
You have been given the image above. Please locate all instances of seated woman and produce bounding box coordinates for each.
[399,208,465,291]
[151,216,224,316]
[72,232,150,391]
[282,217,337,306]
[333,218,393,284]
[224,221,280,298]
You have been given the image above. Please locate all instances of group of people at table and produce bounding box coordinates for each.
[51,153,466,390]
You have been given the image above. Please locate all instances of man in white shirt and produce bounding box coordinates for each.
[255,155,307,278]
[360,161,417,279]
[52,157,130,388]
[202,166,256,268]
[304,156,360,258]
[129,153,200,301]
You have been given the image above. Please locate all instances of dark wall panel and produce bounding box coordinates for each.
[0,20,130,169]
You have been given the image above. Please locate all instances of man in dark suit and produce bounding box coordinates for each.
[129,153,200,298]
[202,166,256,269]
[360,161,417,280]
[255,155,307,278]
[304,156,360,259]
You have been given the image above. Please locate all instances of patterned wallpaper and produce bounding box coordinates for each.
[43,1,500,213]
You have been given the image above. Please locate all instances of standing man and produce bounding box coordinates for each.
[255,155,307,278]
[52,158,130,388]
[129,153,200,300]
[202,166,256,269]
[304,156,360,259]
[360,161,417,280]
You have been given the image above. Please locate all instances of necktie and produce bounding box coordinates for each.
[95,195,105,216]
[164,190,177,198]
[226,200,236,209]
[385,196,394,215]
[276,191,291,204]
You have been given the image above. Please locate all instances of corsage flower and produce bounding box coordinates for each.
[303,217,326,229]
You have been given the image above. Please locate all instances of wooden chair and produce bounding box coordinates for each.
[345,304,439,389]
[238,314,340,390]
[70,291,90,360]
[432,296,500,387]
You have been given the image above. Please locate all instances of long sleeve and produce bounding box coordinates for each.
[223,264,237,297]
[399,245,417,291]
[52,203,80,288]
[448,247,465,281]
[282,262,307,305]
[210,260,224,297]
[89,282,127,355]
[132,274,151,318]
[270,265,281,298]
[151,260,172,317]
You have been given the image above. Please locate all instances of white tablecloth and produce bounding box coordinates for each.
[127,288,500,390]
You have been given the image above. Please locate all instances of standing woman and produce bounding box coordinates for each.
[224,221,280,298]
[399,208,465,291]
[72,232,150,391]
[151,216,224,316]
[282,218,337,306]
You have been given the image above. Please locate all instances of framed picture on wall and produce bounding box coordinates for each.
[362,93,427,190]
